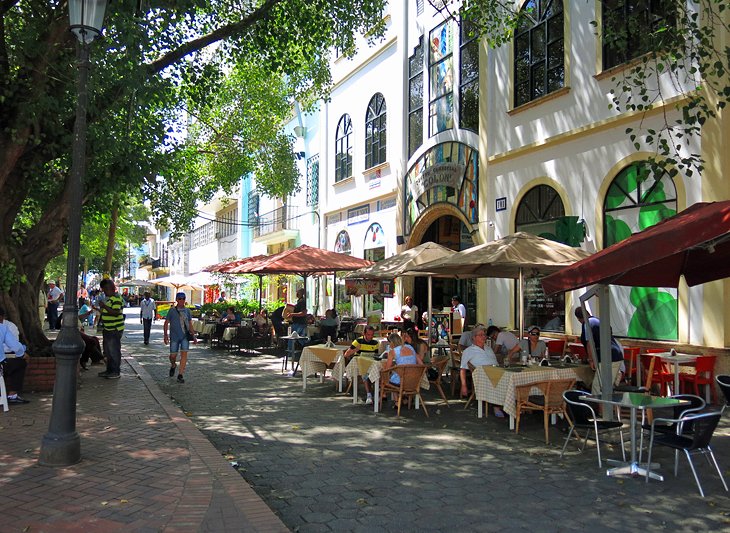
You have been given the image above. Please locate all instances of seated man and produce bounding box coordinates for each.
[458,323,485,350]
[460,325,504,417]
[487,325,519,363]
[0,306,30,404]
[343,325,380,405]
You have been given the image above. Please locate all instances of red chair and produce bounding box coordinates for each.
[641,354,673,396]
[568,343,588,362]
[680,355,717,404]
[546,339,566,359]
[623,347,641,385]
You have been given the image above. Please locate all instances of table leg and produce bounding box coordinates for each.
[604,406,664,480]
[374,381,380,413]
[302,365,307,391]
[637,353,642,388]
[673,362,679,396]
[509,416,515,430]
[352,372,358,404]
[478,402,483,419]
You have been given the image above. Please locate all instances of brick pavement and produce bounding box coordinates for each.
[0,320,287,533]
[129,319,730,533]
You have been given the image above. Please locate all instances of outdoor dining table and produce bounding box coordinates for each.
[191,319,215,337]
[636,351,701,397]
[581,392,689,480]
[343,356,430,413]
[222,326,238,342]
[300,344,347,391]
[471,363,594,429]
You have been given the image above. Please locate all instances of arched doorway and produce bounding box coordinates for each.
[411,214,477,326]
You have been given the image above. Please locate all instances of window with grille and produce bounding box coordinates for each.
[514,0,564,107]
[602,0,675,70]
[216,207,237,238]
[248,192,259,225]
[408,37,424,158]
[335,114,353,182]
[365,93,387,169]
[459,17,479,133]
[306,155,319,207]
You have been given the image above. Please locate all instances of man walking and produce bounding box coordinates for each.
[139,291,156,345]
[46,280,63,330]
[164,292,198,384]
[97,279,125,379]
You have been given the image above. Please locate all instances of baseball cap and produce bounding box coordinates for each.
[175,292,186,300]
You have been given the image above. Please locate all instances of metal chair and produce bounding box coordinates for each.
[645,411,728,497]
[716,375,730,414]
[638,394,705,463]
[560,390,626,468]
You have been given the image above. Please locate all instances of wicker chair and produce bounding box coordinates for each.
[428,357,450,406]
[515,378,575,444]
[380,364,429,417]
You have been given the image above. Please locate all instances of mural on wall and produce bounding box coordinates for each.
[364,223,386,248]
[334,230,351,254]
[604,162,678,340]
[404,142,478,235]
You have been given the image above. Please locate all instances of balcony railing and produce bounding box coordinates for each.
[254,205,299,238]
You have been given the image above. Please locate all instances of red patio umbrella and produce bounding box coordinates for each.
[245,244,373,277]
[542,201,730,294]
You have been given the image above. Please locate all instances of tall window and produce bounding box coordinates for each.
[429,20,454,135]
[459,18,479,133]
[602,0,675,70]
[604,161,677,340]
[248,192,259,225]
[365,93,387,169]
[515,185,567,332]
[335,114,352,182]
[306,155,319,207]
[514,0,564,107]
[408,38,424,158]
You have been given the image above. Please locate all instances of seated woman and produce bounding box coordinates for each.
[507,325,547,364]
[219,306,239,325]
[383,332,418,387]
[401,328,426,365]
[319,308,339,341]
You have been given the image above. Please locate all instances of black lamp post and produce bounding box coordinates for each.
[39,0,108,467]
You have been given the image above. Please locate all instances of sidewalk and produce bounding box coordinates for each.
[0,350,287,533]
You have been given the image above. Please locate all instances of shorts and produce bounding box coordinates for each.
[169,336,190,353]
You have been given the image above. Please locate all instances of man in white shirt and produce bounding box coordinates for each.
[139,292,157,345]
[459,325,504,417]
[400,295,418,330]
[451,295,466,321]
[487,325,519,360]
[47,280,63,330]
[0,306,30,404]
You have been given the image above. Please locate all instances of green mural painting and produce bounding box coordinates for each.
[604,162,678,341]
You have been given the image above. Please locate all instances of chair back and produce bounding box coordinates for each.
[429,357,449,383]
[320,324,338,341]
[685,412,722,449]
[569,343,587,362]
[668,394,706,432]
[563,389,596,425]
[546,340,566,358]
[645,348,667,354]
[716,375,730,406]
[694,355,717,377]
[392,364,427,393]
[546,379,576,408]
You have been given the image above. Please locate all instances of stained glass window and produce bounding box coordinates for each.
[429,21,454,135]
[602,0,676,70]
[365,93,387,169]
[604,162,678,340]
[514,0,564,107]
[335,114,352,182]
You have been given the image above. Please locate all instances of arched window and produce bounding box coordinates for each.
[335,114,352,182]
[514,0,564,107]
[365,93,387,169]
[333,230,351,254]
[516,184,567,332]
[604,161,678,340]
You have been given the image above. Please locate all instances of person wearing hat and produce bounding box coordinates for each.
[507,325,548,363]
[164,292,198,384]
[46,280,63,330]
[97,278,125,379]
[0,306,29,404]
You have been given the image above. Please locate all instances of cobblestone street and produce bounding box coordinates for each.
[129,319,730,532]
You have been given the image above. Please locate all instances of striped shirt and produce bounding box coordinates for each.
[101,294,125,331]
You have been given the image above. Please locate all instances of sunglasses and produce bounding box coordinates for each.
[529,331,540,336]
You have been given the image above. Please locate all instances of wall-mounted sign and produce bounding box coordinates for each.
[345,278,395,297]
[496,197,507,212]
[411,162,465,199]
[348,204,370,225]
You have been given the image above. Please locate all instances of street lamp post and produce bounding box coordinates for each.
[39,0,108,467]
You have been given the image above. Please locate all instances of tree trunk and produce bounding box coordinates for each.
[104,197,119,275]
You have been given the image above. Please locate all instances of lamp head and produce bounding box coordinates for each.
[69,0,108,44]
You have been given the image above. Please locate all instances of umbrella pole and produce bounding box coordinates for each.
[519,269,524,337]
[428,275,433,351]
[258,275,263,310]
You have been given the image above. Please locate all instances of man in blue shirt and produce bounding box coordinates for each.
[0,306,30,404]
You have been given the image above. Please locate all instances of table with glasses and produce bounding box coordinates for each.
[472,364,593,429]
[637,352,700,397]
[581,392,689,480]
[300,345,347,391]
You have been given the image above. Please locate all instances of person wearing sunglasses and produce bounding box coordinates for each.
[507,326,547,364]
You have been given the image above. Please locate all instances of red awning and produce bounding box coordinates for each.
[542,201,730,294]
[246,244,373,277]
